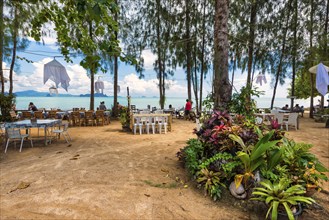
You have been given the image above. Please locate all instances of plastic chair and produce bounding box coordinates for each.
[52,123,72,143]
[255,117,263,125]
[133,117,143,135]
[155,116,167,134]
[282,113,298,131]
[5,127,33,153]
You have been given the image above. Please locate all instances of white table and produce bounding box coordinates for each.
[5,119,61,145]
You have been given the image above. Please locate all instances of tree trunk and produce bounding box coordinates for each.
[89,21,95,111]
[156,0,164,109]
[199,0,207,112]
[246,1,257,87]
[213,0,231,109]
[309,0,315,118]
[0,0,4,94]
[290,0,298,111]
[185,0,192,101]
[270,0,292,109]
[113,56,118,115]
[113,0,119,117]
[9,6,18,95]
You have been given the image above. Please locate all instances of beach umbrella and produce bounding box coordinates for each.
[95,77,104,94]
[44,58,70,92]
[309,63,329,96]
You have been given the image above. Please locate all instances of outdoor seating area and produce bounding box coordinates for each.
[254,111,300,131]
[12,109,111,127]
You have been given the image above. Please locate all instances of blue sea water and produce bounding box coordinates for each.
[14,96,311,111]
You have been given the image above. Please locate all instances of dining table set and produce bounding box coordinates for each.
[130,110,173,134]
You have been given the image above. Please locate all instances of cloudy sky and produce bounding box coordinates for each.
[1,37,293,100]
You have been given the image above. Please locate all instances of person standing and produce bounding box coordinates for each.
[184,99,192,120]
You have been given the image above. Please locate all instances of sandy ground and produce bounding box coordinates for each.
[0,116,328,219]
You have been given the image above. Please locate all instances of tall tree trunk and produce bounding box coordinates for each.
[290,0,298,111]
[156,0,163,108]
[113,0,119,117]
[89,21,95,111]
[309,0,315,118]
[199,0,206,112]
[246,1,257,87]
[9,6,18,95]
[0,0,4,94]
[213,0,231,109]
[185,0,192,101]
[231,57,236,96]
[270,0,292,109]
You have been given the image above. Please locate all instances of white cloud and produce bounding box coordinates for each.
[119,73,187,97]
[142,50,156,70]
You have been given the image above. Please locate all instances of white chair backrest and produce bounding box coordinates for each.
[154,110,164,114]
[256,117,263,124]
[63,123,69,131]
[140,110,150,114]
[276,113,284,124]
[7,128,21,139]
[288,113,299,123]
[271,109,279,114]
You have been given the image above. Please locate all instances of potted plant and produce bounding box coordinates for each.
[252,178,315,220]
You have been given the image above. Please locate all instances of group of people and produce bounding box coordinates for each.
[282,103,304,116]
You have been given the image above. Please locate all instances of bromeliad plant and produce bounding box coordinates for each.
[230,130,281,188]
[252,179,315,220]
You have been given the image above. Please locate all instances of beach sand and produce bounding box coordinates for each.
[0,116,328,219]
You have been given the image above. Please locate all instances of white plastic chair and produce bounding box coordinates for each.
[5,127,33,153]
[275,113,285,128]
[156,116,167,134]
[133,117,143,135]
[255,117,263,125]
[282,113,298,131]
[52,123,72,143]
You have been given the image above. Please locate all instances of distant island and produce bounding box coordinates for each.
[13,90,109,97]
[14,90,77,97]
[80,93,108,97]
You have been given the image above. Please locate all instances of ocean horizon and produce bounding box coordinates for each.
[14,96,313,111]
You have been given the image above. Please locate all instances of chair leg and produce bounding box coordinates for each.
[19,138,24,152]
[133,125,137,135]
[5,139,10,153]
[164,124,167,134]
[66,132,72,141]
[63,134,69,143]
[139,125,142,135]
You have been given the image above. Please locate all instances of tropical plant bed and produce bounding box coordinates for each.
[177,110,329,220]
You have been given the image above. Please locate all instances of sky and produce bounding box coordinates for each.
[1,36,296,101]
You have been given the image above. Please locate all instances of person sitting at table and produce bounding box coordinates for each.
[28,102,38,111]
[293,104,304,116]
[99,101,107,110]
[282,104,289,110]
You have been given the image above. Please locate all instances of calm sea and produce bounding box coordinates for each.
[14,96,311,111]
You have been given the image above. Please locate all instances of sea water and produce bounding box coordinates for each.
[14,96,312,111]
